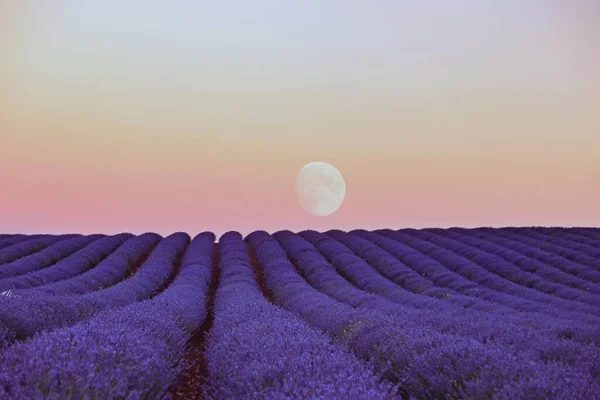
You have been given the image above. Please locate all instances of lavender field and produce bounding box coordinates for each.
[0,228,599,399]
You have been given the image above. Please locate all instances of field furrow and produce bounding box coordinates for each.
[171,241,220,400]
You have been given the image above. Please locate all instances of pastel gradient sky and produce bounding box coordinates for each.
[1,1,599,236]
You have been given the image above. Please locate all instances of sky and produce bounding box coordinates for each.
[1,1,599,236]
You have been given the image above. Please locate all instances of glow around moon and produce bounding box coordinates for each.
[296,162,346,217]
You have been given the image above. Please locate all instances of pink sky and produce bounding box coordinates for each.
[1,1,599,236]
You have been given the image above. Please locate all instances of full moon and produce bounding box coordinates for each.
[296,162,346,217]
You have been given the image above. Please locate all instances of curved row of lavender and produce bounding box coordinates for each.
[0,228,598,399]
[300,230,600,361]
[202,232,396,399]
[0,234,46,252]
[0,232,214,398]
[259,230,599,398]
[347,230,600,345]
[0,234,133,293]
[17,233,161,296]
[502,228,600,261]
[0,234,105,281]
[0,234,78,265]
[0,232,180,348]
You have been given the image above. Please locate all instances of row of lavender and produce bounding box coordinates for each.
[0,228,598,399]
[256,230,600,398]
[0,233,201,397]
[0,232,395,399]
